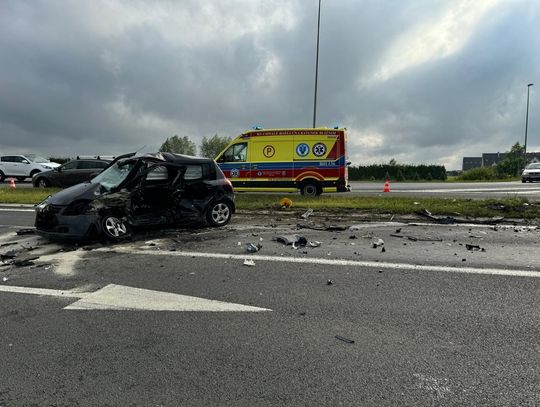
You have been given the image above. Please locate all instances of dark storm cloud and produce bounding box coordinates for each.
[0,0,538,169]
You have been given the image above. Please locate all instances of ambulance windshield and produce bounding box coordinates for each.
[222,143,247,162]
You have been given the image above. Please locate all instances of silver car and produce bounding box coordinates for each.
[521,162,540,183]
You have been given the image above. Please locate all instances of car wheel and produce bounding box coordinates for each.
[300,182,321,197]
[0,171,5,183]
[101,216,129,239]
[36,178,50,188]
[206,201,232,227]
[30,169,41,178]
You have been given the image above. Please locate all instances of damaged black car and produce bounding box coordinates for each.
[35,152,235,240]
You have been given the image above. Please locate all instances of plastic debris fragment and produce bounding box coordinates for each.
[243,259,256,267]
[301,208,314,219]
[245,243,262,253]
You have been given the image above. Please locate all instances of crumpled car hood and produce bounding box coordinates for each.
[48,182,103,205]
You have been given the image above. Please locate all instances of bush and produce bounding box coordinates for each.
[348,164,447,181]
[455,166,505,181]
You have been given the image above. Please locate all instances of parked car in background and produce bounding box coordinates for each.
[0,154,60,182]
[521,162,540,183]
[32,158,111,188]
[35,152,235,241]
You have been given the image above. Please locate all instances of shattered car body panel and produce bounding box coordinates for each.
[35,153,235,241]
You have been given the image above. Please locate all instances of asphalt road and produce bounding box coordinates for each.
[0,210,539,406]
[5,179,540,199]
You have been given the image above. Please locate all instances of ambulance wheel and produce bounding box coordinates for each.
[300,182,321,197]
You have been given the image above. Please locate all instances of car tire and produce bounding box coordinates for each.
[36,178,50,188]
[206,200,232,227]
[0,171,5,183]
[300,181,321,197]
[30,169,41,178]
[101,215,130,240]
[522,179,526,183]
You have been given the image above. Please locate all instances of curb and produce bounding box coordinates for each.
[0,203,35,209]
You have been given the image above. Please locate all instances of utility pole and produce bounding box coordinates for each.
[524,83,534,159]
[312,0,321,128]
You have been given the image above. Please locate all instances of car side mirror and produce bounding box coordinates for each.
[21,160,29,164]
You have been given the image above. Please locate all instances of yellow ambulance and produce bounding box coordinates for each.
[215,127,350,196]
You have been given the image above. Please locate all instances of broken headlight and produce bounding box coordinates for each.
[35,196,51,211]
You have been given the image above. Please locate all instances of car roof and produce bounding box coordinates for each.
[73,158,111,161]
[140,152,215,165]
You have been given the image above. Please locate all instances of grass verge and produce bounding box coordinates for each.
[1,187,538,220]
[237,194,538,219]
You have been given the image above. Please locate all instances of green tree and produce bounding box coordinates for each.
[159,135,196,155]
[199,134,232,159]
[496,143,525,176]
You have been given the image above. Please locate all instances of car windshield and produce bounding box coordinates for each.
[526,163,540,169]
[25,154,49,163]
[90,160,137,191]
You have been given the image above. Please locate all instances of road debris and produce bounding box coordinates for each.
[275,235,308,246]
[297,223,348,231]
[245,243,262,253]
[301,208,314,219]
[243,259,256,267]
[16,228,36,235]
[465,244,486,252]
[417,208,504,225]
[326,280,333,285]
[307,241,321,248]
[372,238,384,248]
[13,256,40,267]
[335,335,355,344]
[1,251,17,261]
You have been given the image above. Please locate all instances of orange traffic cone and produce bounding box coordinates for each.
[383,179,390,193]
[10,177,15,189]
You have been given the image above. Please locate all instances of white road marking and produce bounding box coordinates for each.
[393,187,540,193]
[0,283,271,312]
[0,285,86,298]
[0,208,34,212]
[65,284,271,311]
[108,248,540,278]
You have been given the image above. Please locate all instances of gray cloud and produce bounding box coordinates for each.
[0,0,538,169]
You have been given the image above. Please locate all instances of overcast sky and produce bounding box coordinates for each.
[0,0,539,169]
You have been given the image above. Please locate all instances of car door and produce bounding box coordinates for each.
[2,155,23,176]
[73,160,101,185]
[0,156,17,176]
[55,160,79,187]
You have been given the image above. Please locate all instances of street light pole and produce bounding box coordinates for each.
[524,83,534,158]
[312,0,321,128]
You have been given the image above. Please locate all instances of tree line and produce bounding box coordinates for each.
[159,134,231,159]
[348,162,447,181]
